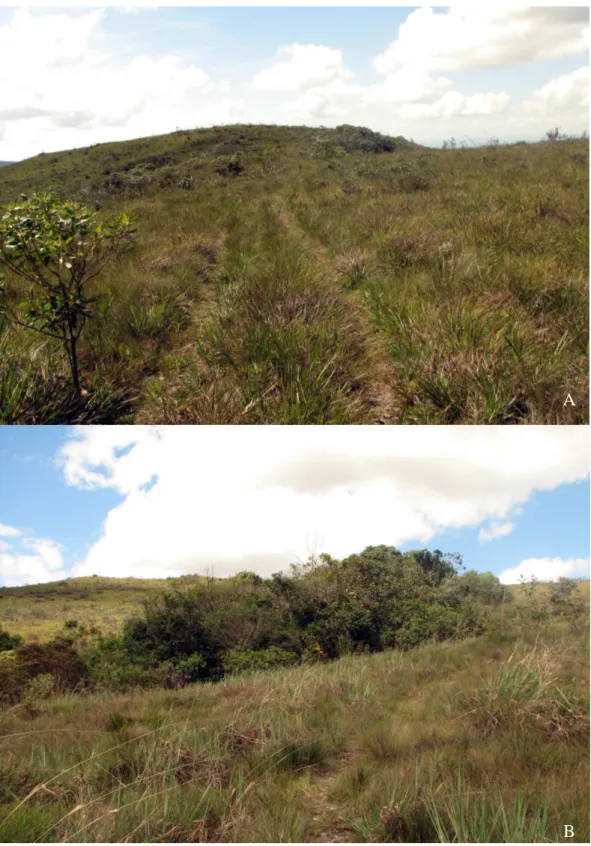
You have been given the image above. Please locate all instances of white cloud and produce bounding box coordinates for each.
[400,90,511,120]
[362,68,453,106]
[478,521,515,544]
[250,43,354,93]
[283,91,346,121]
[57,427,589,582]
[0,8,223,160]
[499,557,590,585]
[0,536,66,588]
[525,66,589,113]
[0,522,22,538]
[114,6,156,13]
[364,7,586,134]
[373,7,588,75]
[1,7,588,159]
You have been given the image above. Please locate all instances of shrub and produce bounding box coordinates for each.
[392,602,466,649]
[121,590,223,679]
[173,652,207,682]
[222,646,298,675]
[80,546,504,691]
[458,571,507,604]
[215,154,244,176]
[22,672,55,703]
[545,127,565,143]
[311,136,346,159]
[0,656,29,705]
[335,125,401,154]
[0,627,22,651]
[15,640,88,692]
[86,637,186,691]
[0,193,136,394]
[0,639,87,704]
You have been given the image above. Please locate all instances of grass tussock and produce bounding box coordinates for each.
[0,625,588,842]
[0,124,587,423]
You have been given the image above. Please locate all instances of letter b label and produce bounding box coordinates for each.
[564,825,574,838]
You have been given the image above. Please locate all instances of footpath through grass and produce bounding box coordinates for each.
[0,125,587,423]
[0,622,588,843]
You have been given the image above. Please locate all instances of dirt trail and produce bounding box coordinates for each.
[276,192,403,423]
[302,770,356,843]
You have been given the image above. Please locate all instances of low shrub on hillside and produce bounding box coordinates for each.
[0,638,86,704]
[76,546,504,691]
[334,125,402,154]
[0,627,21,651]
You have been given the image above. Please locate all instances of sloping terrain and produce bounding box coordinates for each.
[0,575,206,641]
[0,125,588,424]
[0,627,588,842]
[0,572,588,841]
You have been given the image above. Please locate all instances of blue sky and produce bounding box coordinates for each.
[0,5,588,161]
[0,426,588,587]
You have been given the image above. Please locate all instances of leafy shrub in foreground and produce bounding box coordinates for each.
[0,192,135,394]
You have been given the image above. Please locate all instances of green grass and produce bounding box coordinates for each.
[0,576,206,642]
[0,625,588,842]
[0,124,587,423]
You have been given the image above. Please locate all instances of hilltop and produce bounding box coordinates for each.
[0,124,588,424]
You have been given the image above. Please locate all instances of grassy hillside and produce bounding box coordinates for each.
[0,626,588,842]
[0,569,588,842]
[0,124,588,424]
[0,576,206,642]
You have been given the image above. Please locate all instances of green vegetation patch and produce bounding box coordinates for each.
[0,124,587,423]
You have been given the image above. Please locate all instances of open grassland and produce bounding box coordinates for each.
[0,623,588,843]
[0,125,588,424]
[0,576,206,642]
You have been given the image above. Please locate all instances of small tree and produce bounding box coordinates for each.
[0,193,135,395]
[545,127,566,143]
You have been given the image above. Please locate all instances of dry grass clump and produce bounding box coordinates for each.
[461,644,590,744]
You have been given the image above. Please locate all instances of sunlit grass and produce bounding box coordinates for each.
[0,622,588,842]
[0,125,587,423]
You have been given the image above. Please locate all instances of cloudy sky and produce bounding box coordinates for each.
[0,3,588,161]
[0,426,589,587]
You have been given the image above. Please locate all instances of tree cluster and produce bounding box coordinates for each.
[85,546,505,688]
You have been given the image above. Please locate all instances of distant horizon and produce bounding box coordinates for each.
[2,120,588,166]
[2,570,590,593]
[0,427,588,589]
[0,6,588,162]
